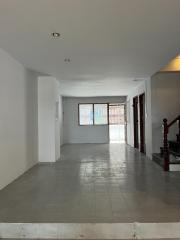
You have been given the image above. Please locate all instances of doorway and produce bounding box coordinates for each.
[139,93,145,153]
[133,96,139,149]
[108,104,125,143]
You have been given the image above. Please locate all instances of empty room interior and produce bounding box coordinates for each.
[1,0,180,239]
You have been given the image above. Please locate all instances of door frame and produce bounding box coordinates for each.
[139,93,146,153]
[133,96,139,149]
[108,103,126,143]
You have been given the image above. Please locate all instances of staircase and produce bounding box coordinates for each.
[153,115,180,171]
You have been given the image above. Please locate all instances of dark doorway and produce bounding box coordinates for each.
[139,93,145,153]
[133,96,139,149]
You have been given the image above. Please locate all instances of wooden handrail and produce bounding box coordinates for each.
[162,115,180,171]
[163,118,169,171]
[167,115,180,129]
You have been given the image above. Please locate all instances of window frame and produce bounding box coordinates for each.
[78,103,108,126]
[93,103,109,125]
[78,103,94,126]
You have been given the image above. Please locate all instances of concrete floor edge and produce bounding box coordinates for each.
[1,222,180,239]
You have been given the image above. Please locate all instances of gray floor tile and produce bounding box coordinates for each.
[0,143,180,223]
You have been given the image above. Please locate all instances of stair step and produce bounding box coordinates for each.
[168,141,180,154]
[152,153,164,167]
[169,140,180,145]
[169,150,180,158]
[153,153,180,171]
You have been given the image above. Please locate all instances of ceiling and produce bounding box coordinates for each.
[0,0,180,96]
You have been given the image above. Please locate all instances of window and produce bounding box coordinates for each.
[79,103,108,125]
[79,104,93,125]
[94,104,108,125]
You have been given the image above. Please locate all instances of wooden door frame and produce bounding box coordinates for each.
[133,96,139,149]
[139,93,146,153]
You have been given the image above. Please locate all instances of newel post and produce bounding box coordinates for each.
[178,116,180,140]
[163,118,169,171]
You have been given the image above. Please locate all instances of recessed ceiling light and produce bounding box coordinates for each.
[133,78,143,82]
[64,58,71,63]
[51,32,60,38]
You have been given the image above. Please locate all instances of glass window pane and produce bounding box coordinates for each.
[79,104,93,125]
[94,104,108,125]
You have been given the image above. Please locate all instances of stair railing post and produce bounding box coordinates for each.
[178,116,180,140]
[163,118,169,171]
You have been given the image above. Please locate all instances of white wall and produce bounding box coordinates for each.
[127,79,152,159]
[38,77,60,162]
[151,72,180,153]
[0,49,38,190]
[63,96,126,144]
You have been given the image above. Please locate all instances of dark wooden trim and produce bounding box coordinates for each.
[139,93,145,153]
[167,115,180,128]
[163,118,169,171]
[162,115,180,171]
[133,96,139,149]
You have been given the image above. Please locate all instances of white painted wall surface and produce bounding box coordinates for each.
[151,72,180,153]
[126,79,152,159]
[0,49,38,190]
[54,82,61,161]
[63,96,126,144]
[38,77,60,162]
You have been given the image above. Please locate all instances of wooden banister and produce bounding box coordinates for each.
[162,115,180,171]
[163,118,169,171]
[167,115,180,129]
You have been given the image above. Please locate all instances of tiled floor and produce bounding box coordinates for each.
[0,143,180,223]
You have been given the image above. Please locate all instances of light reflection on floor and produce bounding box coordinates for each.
[0,144,180,223]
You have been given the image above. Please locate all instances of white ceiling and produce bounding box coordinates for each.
[0,0,180,96]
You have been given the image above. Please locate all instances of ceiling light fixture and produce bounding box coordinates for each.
[133,78,144,82]
[64,58,71,63]
[51,32,60,38]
